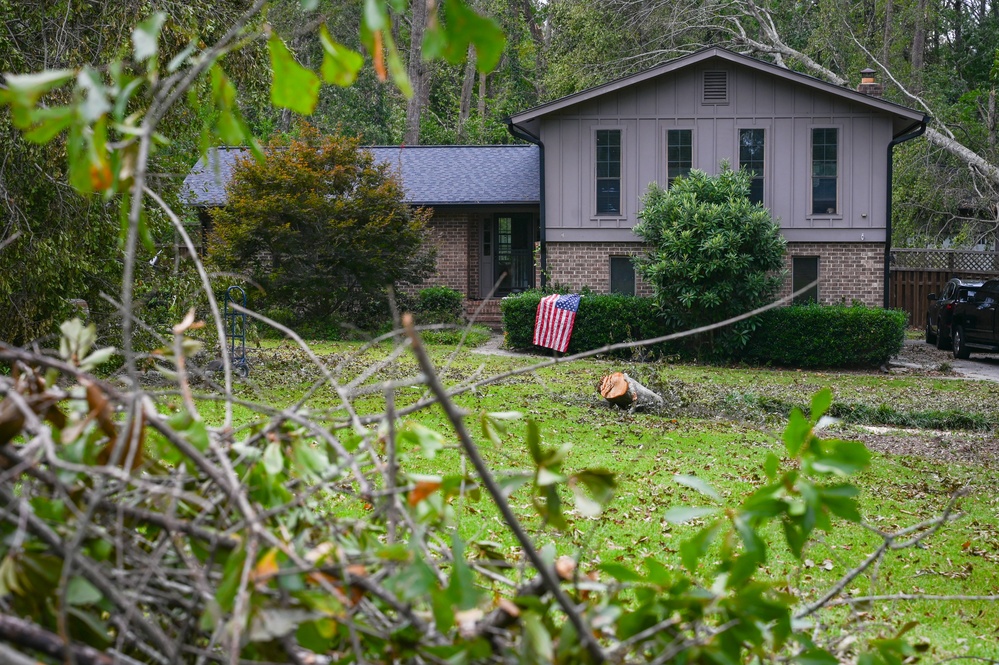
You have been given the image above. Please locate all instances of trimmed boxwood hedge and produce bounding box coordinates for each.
[503,295,905,368]
[500,291,674,356]
[741,304,907,368]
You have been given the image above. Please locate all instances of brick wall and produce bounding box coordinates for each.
[404,211,478,299]
[546,240,885,306]
[779,242,885,306]
[545,242,653,296]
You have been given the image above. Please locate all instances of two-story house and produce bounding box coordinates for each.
[183,47,928,319]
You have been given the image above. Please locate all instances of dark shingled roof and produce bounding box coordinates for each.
[182,144,540,207]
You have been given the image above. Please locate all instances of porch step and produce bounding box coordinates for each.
[465,299,504,330]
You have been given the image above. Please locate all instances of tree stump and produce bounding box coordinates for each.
[597,372,664,411]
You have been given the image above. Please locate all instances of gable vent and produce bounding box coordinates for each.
[702,71,729,105]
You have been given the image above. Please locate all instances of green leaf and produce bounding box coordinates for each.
[783,408,811,458]
[248,608,318,642]
[536,466,566,486]
[80,346,116,371]
[574,468,616,504]
[673,474,721,501]
[167,40,197,73]
[598,562,645,583]
[300,0,319,9]
[497,473,531,498]
[663,506,719,524]
[3,70,75,117]
[399,421,446,459]
[423,0,506,73]
[262,441,284,476]
[66,576,103,606]
[268,34,320,115]
[445,535,481,610]
[522,611,554,664]
[319,25,364,86]
[77,67,110,123]
[810,440,871,477]
[186,418,210,453]
[810,388,833,422]
[680,521,722,572]
[132,12,166,63]
[793,648,840,665]
[764,452,780,481]
[23,105,75,144]
[293,441,330,479]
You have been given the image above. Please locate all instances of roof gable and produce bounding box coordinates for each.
[182,144,540,207]
[509,47,925,125]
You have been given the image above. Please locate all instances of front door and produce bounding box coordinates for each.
[493,213,535,295]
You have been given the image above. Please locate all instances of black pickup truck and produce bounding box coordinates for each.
[950,279,999,359]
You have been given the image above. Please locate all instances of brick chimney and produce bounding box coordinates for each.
[857,67,883,97]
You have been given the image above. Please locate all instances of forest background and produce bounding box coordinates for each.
[2,0,999,343]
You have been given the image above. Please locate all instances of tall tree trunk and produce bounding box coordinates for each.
[516,0,545,75]
[912,0,926,73]
[989,88,997,152]
[882,0,893,63]
[458,45,476,141]
[478,71,486,135]
[404,0,431,145]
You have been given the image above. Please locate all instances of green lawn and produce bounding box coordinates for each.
[192,336,999,659]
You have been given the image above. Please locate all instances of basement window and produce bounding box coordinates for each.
[610,257,636,295]
[792,257,819,304]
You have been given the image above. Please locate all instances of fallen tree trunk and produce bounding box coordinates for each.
[598,372,664,411]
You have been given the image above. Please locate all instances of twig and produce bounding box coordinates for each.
[403,313,605,664]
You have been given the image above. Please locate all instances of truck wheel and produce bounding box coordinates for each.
[936,321,951,350]
[925,319,936,344]
[952,326,972,360]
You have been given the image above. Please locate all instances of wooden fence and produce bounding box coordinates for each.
[890,249,999,326]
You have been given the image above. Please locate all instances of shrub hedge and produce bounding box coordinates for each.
[503,295,905,368]
[741,304,907,368]
[501,291,674,356]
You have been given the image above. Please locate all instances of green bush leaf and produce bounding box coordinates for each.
[132,12,166,63]
[674,473,721,501]
[268,35,320,115]
[783,408,811,458]
[664,506,719,524]
[66,576,103,606]
[810,388,832,422]
[319,25,364,86]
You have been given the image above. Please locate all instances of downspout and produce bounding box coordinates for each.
[506,119,546,289]
[884,116,930,308]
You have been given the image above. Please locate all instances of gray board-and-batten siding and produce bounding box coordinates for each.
[509,47,927,245]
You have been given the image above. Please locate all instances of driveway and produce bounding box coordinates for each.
[893,338,999,383]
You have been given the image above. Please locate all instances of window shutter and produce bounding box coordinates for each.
[702,71,728,105]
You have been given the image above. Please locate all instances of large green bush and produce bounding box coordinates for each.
[501,291,674,356]
[741,304,907,368]
[633,165,786,357]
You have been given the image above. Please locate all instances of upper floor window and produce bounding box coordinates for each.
[739,129,765,205]
[667,129,692,188]
[811,128,838,215]
[596,129,621,215]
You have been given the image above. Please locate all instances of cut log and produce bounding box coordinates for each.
[598,372,664,411]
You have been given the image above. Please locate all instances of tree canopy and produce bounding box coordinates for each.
[208,124,435,322]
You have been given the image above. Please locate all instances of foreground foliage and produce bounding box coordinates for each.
[0,319,954,664]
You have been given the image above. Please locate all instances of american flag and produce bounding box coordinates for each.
[533,294,581,353]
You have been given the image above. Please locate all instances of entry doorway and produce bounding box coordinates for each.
[491,213,535,295]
